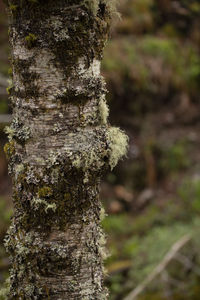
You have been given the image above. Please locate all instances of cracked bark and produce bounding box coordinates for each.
[4,0,128,299]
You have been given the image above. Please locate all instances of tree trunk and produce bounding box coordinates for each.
[4,0,128,299]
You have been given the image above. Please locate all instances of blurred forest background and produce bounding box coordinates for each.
[1,0,200,299]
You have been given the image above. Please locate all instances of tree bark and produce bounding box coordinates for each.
[4,0,128,299]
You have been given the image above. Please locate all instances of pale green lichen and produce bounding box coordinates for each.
[32,198,57,213]
[4,126,15,141]
[99,97,109,125]
[5,118,31,143]
[98,229,108,260]
[84,0,118,16]
[100,206,107,222]
[84,0,99,15]
[106,0,118,15]
[107,127,129,170]
[24,284,35,297]
[72,149,104,171]
[15,164,24,178]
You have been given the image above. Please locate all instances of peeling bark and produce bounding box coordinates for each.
[4,0,128,299]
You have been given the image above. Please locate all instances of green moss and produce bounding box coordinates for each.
[3,141,15,159]
[64,193,71,201]
[38,186,53,198]
[25,33,37,48]
[9,4,18,11]
[6,86,13,95]
[8,68,13,77]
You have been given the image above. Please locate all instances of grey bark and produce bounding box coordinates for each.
[4,0,128,299]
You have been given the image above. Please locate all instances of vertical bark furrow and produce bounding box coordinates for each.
[4,0,128,299]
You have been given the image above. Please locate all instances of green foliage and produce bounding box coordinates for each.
[103,37,200,101]
[178,178,200,213]
[103,214,130,236]
[107,219,200,299]
[159,140,190,173]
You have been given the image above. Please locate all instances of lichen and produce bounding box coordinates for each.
[32,197,57,213]
[5,118,31,143]
[99,97,109,125]
[0,278,10,299]
[107,127,129,170]
[72,149,104,171]
[84,0,99,15]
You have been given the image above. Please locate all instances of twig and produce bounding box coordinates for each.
[123,234,191,300]
[175,253,200,276]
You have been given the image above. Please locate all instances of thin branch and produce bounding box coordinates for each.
[175,253,200,276]
[123,234,191,300]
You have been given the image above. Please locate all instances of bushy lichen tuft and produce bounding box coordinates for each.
[84,0,99,15]
[107,127,129,170]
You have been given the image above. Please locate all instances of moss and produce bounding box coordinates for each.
[38,186,53,198]
[25,33,37,48]
[9,4,18,11]
[6,85,13,95]
[8,67,13,77]
[4,141,15,159]
[84,0,99,16]
[107,127,129,170]
[64,193,71,201]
